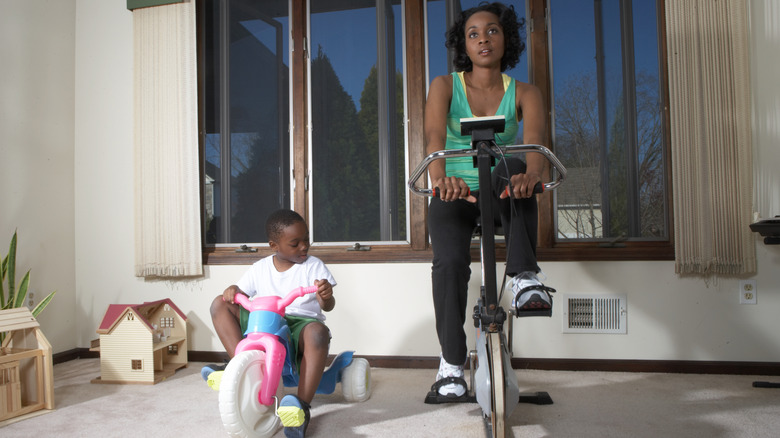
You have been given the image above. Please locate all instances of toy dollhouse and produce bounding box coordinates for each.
[92,298,187,385]
[0,307,54,423]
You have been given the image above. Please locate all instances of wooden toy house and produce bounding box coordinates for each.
[92,298,187,385]
[0,307,54,422]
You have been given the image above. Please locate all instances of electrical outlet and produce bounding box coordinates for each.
[739,280,757,304]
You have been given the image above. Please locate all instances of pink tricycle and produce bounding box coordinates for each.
[218,286,371,437]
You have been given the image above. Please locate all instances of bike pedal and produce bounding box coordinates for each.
[277,406,306,427]
[514,308,552,318]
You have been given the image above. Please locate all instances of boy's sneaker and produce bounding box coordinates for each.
[278,394,311,438]
[206,371,224,391]
[435,355,466,397]
[511,271,555,313]
[200,362,228,382]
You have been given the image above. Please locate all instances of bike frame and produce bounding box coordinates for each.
[408,116,566,437]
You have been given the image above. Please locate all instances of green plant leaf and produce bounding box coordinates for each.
[0,254,6,308]
[14,270,30,309]
[32,290,57,318]
[8,231,16,303]
[0,231,54,315]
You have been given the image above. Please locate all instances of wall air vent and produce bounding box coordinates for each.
[562,295,627,334]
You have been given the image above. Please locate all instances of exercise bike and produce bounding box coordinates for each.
[408,115,566,438]
[217,285,371,437]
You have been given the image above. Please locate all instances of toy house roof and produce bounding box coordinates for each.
[96,298,187,335]
[0,307,41,332]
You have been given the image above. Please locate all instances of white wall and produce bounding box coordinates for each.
[0,0,77,351]
[3,0,779,364]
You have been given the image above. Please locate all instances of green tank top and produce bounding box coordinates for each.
[445,71,519,191]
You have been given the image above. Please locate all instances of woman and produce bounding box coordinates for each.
[424,2,555,401]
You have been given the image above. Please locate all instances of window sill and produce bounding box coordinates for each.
[203,241,673,265]
[203,244,435,265]
[537,242,675,261]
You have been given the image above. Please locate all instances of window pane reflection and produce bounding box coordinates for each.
[310,0,406,242]
[550,0,666,241]
[203,0,290,244]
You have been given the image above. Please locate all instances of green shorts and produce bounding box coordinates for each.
[240,307,328,372]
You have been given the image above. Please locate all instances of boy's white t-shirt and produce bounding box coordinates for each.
[235,255,336,321]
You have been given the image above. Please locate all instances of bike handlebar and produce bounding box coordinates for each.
[431,181,543,198]
[408,144,567,197]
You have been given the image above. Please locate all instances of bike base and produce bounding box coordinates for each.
[518,391,553,405]
[424,390,477,404]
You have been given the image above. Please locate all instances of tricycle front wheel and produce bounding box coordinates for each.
[219,350,281,438]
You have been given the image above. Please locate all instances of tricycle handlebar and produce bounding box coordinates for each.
[233,285,319,314]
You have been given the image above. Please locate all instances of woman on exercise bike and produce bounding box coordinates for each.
[424,2,556,401]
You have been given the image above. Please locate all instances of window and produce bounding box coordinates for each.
[547,0,671,259]
[131,359,143,371]
[200,0,408,258]
[198,0,671,263]
[201,0,291,245]
[160,317,174,328]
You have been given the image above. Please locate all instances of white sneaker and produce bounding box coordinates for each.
[436,355,466,397]
[511,271,552,311]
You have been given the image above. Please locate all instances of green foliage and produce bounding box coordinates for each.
[311,48,377,241]
[1,231,57,343]
[310,49,408,241]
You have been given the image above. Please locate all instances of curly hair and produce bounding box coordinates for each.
[445,2,526,72]
[265,209,306,242]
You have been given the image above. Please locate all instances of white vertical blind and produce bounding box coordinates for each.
[665,0,755,275]
[133,0,202,277]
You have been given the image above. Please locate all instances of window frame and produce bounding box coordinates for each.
[198,0,673,265]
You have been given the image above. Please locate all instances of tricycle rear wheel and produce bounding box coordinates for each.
[341,357,371,402]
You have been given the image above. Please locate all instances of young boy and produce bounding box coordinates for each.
[204,209,336,438]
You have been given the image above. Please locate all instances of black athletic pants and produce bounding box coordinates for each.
[428,157,539,366]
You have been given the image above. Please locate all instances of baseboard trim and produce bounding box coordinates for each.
[507,358,780,376]
[55,348,780,376]
[53,348,99,364]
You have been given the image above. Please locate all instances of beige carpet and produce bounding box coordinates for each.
[1,358,778,437]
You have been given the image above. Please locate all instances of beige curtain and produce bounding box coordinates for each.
[665,0,755,275]
[133,0,202,277]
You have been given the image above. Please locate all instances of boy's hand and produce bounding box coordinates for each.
[314,279,335,311]
[222,285,245,304]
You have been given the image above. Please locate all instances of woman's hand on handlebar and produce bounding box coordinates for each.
[500,172,543,199]
[433,176,477,203]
